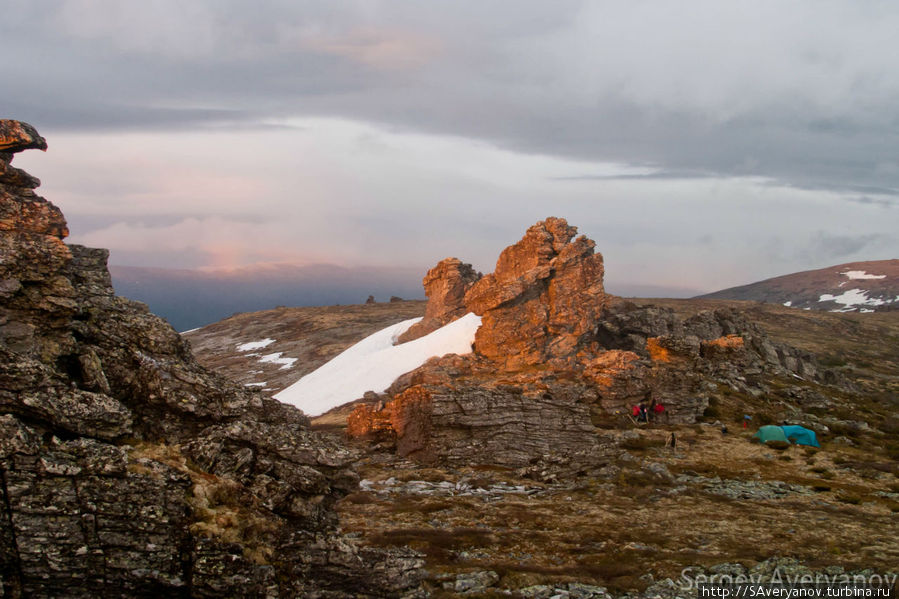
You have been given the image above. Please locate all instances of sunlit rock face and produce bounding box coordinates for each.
[0,121,424,598]
[465,217,606,368]
[348,217,829,468]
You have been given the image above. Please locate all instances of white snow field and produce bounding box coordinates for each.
[237,338,276,351]
[841,270,886,280]
[258,352,298,370]
[818,289,887,311]
[274,313,482,417]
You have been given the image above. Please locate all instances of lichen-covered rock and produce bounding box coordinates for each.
[0,121,423,597]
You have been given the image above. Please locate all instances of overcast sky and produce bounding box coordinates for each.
[6,1,899,294]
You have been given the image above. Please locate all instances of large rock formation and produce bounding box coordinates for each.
[0,122,422,597]
[348,218,828,468]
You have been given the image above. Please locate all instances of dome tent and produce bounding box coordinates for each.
[780,425,820,447]
[753,425,789,445]
[753,424,820,447]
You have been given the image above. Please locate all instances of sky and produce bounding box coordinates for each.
[5,1,899,295]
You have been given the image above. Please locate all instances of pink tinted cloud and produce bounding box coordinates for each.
[302,27,441,71]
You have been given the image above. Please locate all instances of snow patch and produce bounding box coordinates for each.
[259,352,297,370]
[237,338,276,351]
[841,270,886,280]
[180,327,200,335]
[274,313,481,417]
[244,382,266,387]
[782,301,792,307]
[818,288,886,311]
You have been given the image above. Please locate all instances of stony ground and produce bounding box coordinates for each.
[187,298,899,597]
[334,420,898,596]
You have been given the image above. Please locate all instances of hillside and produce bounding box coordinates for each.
[699,260,899,312]
[184,300,426,394]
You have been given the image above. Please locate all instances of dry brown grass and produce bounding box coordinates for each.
[128,442,277,564]
[340,426,899,592]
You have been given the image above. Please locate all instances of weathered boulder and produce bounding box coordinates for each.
[0,122,424,598]
[350,354,600,467]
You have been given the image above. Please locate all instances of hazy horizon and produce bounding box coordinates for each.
[108,261,708,331]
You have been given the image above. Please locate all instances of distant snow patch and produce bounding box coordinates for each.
[237,338,275,351]
[259,352,297,370]
[783,301,792,307]
[841,270,886,280]
[275,313,481,417]
[818,288,886,311]
[180,327,200,335]
[244,382,266,387]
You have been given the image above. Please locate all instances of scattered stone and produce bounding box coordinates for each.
[453,570,500,593]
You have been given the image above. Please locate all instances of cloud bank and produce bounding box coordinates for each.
[4,1,898,293]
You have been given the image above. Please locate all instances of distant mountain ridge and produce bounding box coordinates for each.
[699,260,899,312]
[110,262,426,331]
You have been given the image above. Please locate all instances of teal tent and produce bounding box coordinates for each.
[753,425,820,447]
[781,425,820,447]
[753,425,789,444]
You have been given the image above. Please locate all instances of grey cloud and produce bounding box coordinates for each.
[801,232,896,263]
[848,196,898,208]
[4,1,899,197]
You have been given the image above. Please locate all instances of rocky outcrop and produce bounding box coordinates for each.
[349,218,831,469]
[397,258,480,343]
[464,217,605,368]
[348,355,599,467]
[0,122,422,597]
